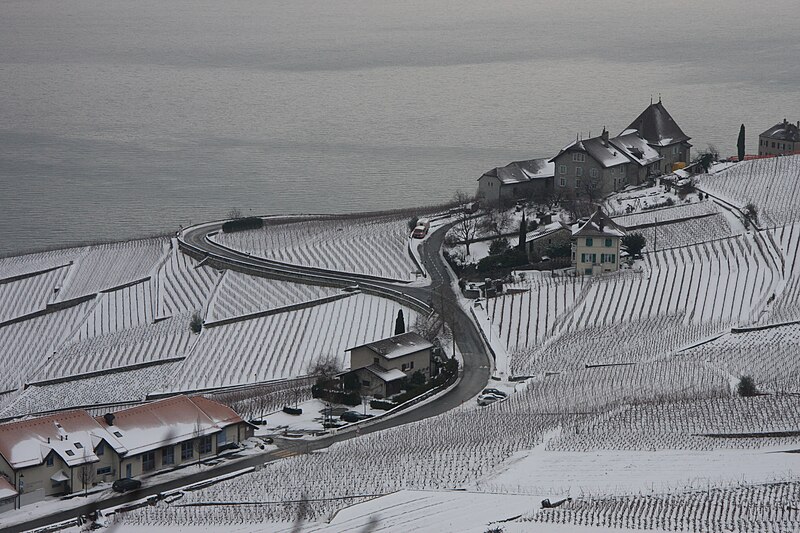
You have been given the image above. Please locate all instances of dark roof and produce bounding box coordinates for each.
[624,101,690,147]
[571,208,625,238]
[760,120,800,142]
[479,158,554,184]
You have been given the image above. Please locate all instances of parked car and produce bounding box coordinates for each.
[476,395,499,407]
[112,478,142,493]
[482,388,508,398]
[340,411,372,423]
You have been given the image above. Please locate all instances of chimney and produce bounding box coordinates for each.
[601,128,609,146]
[47,437,50,444]
[104,413,115,426]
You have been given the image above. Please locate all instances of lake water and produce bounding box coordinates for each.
[1,0,799,256]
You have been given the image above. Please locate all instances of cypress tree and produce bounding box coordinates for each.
[737,124,746,162]
[394,309,405,335]
[518,212,527,250]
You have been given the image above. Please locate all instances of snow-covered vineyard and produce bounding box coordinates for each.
[0,216,422,417]
[7,157,800,532]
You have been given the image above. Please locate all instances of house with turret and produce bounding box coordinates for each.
[624,100,692,174]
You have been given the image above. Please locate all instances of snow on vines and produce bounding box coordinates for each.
[0,264,69,323]
[530,481,800,533]
[211,215,418,281]
[0,299,95,393]
[206,271,340,322]
[699,154,800,227]
[154,242,220,318]
[166,292,419,391]
[490,233,780,376]
[120,401,564,526]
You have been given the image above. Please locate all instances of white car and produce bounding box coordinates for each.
[476,393,504,406]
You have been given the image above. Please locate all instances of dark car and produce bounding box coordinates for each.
[340,411,372,423]
[112,478,142,493]
[482,388,508,398]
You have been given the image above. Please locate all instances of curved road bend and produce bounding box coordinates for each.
[5,220,491,533]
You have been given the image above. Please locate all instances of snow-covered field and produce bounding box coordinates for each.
[211,215,420,281]
[699,155,800,227]
[167,292,419,391]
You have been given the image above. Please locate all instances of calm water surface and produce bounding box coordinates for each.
[1,0,799,255]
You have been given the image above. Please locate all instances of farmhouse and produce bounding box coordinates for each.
[0,410,125,508]
[624,100,692,174]
[551,128,662,197]
[347,332,433,397]
[476,158,554,205]
[572,208,625,275]
[95,395,252,481]
[759,119,799,157]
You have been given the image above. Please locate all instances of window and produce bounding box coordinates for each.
[373,357,379,365]
[605,238,612,247]
[199,435,213,455]
[113,431,123,438]
[572,153,585,162]
[575,166,583,177]
[585,268,592,275]
[361,379,370,386]
[619,166,626,175]
[559,177,566,187]
[586,238,593,247]
[401,363,408,371]
[65,449,75,457]
[74,442,83,449]
[772,142,776,148]
[601,254,616,264]
[96,442,104,456]
[559,164,567,174]
[672,146,679,154]
[97,466,112,475]
[162,446,175,465]
[46,453,54,467]
[181,441,193,461]
[217,430,228,447]
[575,178,582,188]
[590,168,598,178]
[409,361,414,369]
[142,451,155,472]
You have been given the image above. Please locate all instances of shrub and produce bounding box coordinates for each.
[189,312,203,334]
[622,233,646,259]
[407,216,419,231]
[737,375,758,397]
[488,238,510,256]
[221,216,264,233]
[370,399,397,411]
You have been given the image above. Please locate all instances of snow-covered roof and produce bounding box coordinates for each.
[94,395,243,457]
[551,134,631,168]
[609,133,662,167]
[0,477,18,500]
[347,332,433,360]
[624,101,691,147]
[572,209,625,238]
[364,365,407,382]
[478,158,554,184]
[760,120,800,142]
[0,410,125,470]
[524,221,569,244]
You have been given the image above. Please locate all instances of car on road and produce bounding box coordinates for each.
[340,411,373,423]
[482,388,508,398]
[112,478,142,493]
[476,395,500,407]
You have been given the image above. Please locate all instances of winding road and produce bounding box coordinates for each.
[5,216,492,533]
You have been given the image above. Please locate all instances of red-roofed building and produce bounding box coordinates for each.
[0,410,124,507]
[95,395,253,480]
[0,395,252,511]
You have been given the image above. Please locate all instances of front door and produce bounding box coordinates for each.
[125,463,132,478]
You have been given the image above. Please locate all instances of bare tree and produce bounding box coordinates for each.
[412,312,445,343]
[77,445,95,497]
[451,190,480,256]
[481,207,512,237]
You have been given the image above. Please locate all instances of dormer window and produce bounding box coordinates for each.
[113,431,123,438]
[65,450,75,457]
[74,442,83,449]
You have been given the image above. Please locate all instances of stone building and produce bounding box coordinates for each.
[624,100,692,174]
[759,119,800,157]
[477,158,554,205]
[347,332,433,397]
